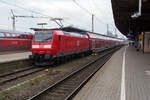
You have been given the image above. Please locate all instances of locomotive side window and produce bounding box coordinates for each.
[58,35,61,41]
[34,32,53,41]
[64,32,87,38]
[0,33,5,38]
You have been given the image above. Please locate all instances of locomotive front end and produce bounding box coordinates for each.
[30,31,53,65]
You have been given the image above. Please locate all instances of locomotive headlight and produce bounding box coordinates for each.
[44,45,51,48]
[32,45,39,48]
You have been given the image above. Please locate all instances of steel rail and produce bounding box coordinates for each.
[0,66,36,78]
[28,46,121,100]
[0,67,44,85]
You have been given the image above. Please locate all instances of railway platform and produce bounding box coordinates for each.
[73,46,150,100]
[0,52,31,63]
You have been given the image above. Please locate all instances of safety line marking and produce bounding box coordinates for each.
[120,47,126,100]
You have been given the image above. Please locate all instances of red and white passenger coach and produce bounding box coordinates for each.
[0,30,33,53]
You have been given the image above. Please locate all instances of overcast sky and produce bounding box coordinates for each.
[0,0,125,38]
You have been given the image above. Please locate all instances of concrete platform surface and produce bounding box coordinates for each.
[0,52,31,63]
[73,46,150,100]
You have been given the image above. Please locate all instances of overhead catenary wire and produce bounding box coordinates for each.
[72,0,121,36]
[72,0,107,25]
[89,0,105,18]
[0,0,76,28]
[72,0,111,35]
[90,0,118,34]
[0,0,98,27]
[92,0,113,17]
[46,0,91,27]
[72,0,92,15]
[0,0,92,30]
[0,0,53,18]
[0,0,119,36]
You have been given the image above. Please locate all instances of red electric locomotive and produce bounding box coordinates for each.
[30,30,90,65]
[0,30,33,53]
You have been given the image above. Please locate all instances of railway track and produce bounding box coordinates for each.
[0,66,36,78]
[0,66,44,85]
[28,47,120,100]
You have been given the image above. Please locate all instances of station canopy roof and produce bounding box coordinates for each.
[111,0,150,35]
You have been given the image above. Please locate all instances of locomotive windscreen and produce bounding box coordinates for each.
[34,32,53,41]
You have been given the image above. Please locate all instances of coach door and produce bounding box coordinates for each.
[92,40,95,49]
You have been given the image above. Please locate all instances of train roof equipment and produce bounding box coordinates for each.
[31,26,125,41]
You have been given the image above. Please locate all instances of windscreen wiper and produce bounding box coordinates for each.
[44,37,51,41]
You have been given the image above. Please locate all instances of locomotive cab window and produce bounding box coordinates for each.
[34,32,53,41]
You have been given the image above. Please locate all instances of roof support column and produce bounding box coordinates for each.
[131,0,142,18]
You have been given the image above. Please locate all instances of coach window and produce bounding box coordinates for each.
[25,35,28,39]
[22,34,25,39]
[25,34,27,39]
[6,33,11,38]
[20,35,23,39]
[26,35,30,39]
[17,34,20,39]
[28,35,30,39]
[16,33,20,39]
[0,33,5,38]
[12,34,16,39]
